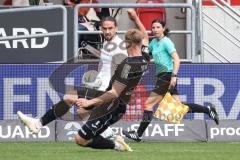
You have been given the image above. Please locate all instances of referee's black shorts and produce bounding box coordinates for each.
[152,72,179,95]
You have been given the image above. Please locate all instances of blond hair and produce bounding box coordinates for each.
[125,29,143,47]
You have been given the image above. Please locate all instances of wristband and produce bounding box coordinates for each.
[171,73,178,77]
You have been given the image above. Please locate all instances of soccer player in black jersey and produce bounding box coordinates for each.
[73,9,149,151]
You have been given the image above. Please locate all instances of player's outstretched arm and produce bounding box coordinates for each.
[127,8,149,46]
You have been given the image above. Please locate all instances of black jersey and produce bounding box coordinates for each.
[107,56,148,104]
[87,55,148,121]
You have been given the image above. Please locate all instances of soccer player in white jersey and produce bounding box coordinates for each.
[94,16,127,91]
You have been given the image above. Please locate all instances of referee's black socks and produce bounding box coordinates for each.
[40,100,71,126]
[137,110,153,137]
[185,103,209,114]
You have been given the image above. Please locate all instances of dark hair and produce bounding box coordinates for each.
[100,16,117,27]
[151,19,170,36]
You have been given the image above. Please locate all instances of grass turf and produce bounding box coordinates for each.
[1,142,240,160]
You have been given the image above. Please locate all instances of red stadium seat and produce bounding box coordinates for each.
[3,0,12,5]
[136,0,166,30]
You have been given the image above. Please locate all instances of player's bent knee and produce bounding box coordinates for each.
[75,134,89,146]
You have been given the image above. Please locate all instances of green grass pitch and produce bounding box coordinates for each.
[1,142,240,160]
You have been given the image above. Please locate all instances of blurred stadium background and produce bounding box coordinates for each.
[0,0,240,159]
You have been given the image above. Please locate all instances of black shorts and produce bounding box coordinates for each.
[152,72,179,95]
[78,102,126,140]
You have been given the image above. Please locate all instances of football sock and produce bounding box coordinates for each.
[40,100,70,126]
[185,103,209,114]
[137,110,153,137]
[87,135,115,149]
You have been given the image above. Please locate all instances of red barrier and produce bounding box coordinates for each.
[203,0,240,6]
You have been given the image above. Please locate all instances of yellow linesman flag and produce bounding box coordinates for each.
[154,92,189,123]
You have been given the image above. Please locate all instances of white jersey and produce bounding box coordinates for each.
[95,35,127,91]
